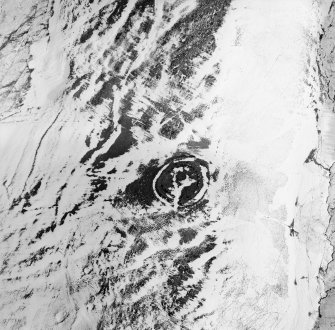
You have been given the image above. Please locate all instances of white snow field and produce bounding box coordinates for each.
[0,0,335,329]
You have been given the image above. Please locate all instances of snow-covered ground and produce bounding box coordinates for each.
[0,0,334,329]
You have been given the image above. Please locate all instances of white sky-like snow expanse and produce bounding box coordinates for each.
[0,0,335,329]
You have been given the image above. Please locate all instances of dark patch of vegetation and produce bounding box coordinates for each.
[158,0,231,81]
[71,73,91,90]
[174,235,216,266]
[91,177,108,194]
[305,148,317,163]
[10,196,23,210]
[80,122,114,164]
[187,137,211,149]
[95,72,107,84]
[30,180,42,196]
[34,221,56,240]
[107,0,128,25]
[85,135,91,147]
[73,83,88,99]
[124,237,148,263]
[124,270,156,296]
[136,107,155,131]
[90,77,120,106]
[93,125,135,168]
[21,179,42,212]
[87,176,108,201]
[211,168,219,182]
[19,246,53,267]
[204,256,216,273]
[115,227,127,238]
[114,0,155,44]
[148,60,163,81]
[69,60,75,79]
[107,167,117,174]
[49,0,55,17]
[92,91,136,168]
[204,74,216,88]
[23,289,33,299]
[139,19,153,35]
[159,116,184,140]
[154,155,209,208]
[79,27,94,44]
[54,183,67,216]
[178,227,198,244]
[59,203,82,225]
[162,236,216,315]
[123,159,160,207]
[181,104,206,123]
